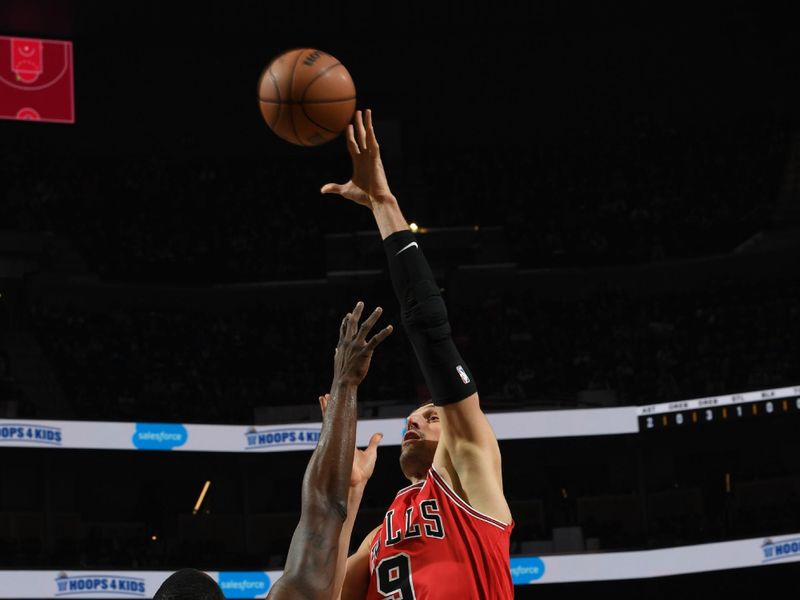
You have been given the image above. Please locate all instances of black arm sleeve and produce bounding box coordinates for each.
[383,230,478,405]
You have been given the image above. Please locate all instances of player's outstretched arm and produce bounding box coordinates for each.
[323,110,511,525]
[267,302,392,600]
[382,228,511,524]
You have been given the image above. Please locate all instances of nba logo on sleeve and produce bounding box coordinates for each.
[456,365,470,384]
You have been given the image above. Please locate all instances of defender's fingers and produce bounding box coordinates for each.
[339,312,351,341]
[356,306,383,341]
[347,301,364,338]
[365,324,393,350]
[366,432,383,452]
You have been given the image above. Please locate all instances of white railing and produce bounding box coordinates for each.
[0,533,798,597]
[1,384,798,452]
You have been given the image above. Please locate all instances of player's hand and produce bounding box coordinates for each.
[321,109,397,210]
[333,301,393,386]
[319,393,383,488]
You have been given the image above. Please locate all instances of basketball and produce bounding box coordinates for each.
[257,48,356,146]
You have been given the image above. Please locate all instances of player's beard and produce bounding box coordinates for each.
[399,439,437,481]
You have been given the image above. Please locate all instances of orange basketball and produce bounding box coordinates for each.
[257,48,356,146]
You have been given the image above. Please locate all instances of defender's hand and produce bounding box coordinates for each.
[319,393,383,488]
[333,301,393,386]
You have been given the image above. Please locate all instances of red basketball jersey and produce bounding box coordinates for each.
[366,465,514,599]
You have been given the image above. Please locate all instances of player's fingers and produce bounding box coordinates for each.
[365,324,393,351]
[354,110,367,150]
[345,124,360,156]
[365,109,380,154]
[356,306,383,341]
[320,183,344,195]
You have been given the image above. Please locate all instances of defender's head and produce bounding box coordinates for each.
[399,402,440,481]
[153,569,225,600]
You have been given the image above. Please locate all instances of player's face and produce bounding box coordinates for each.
[404,404,441,443]
[399,404,440,478]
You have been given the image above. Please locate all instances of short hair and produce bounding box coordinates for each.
[407,401,435,418]
[153,569,225,600]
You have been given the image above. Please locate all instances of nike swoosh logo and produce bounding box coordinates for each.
[396,241,418,255]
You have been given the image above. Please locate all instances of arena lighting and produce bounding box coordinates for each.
[192,480,211,515]
[408,222,430,233]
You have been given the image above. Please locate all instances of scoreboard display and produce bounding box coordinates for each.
[0,36,75,123]
[637,385,800,431]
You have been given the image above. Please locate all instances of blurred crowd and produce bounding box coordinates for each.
[453,277,800,409]
[28,300,413,423]
[0,350,33,417]
[25,273,799,423]
[418,118,787,267]
[0,115,788,282]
